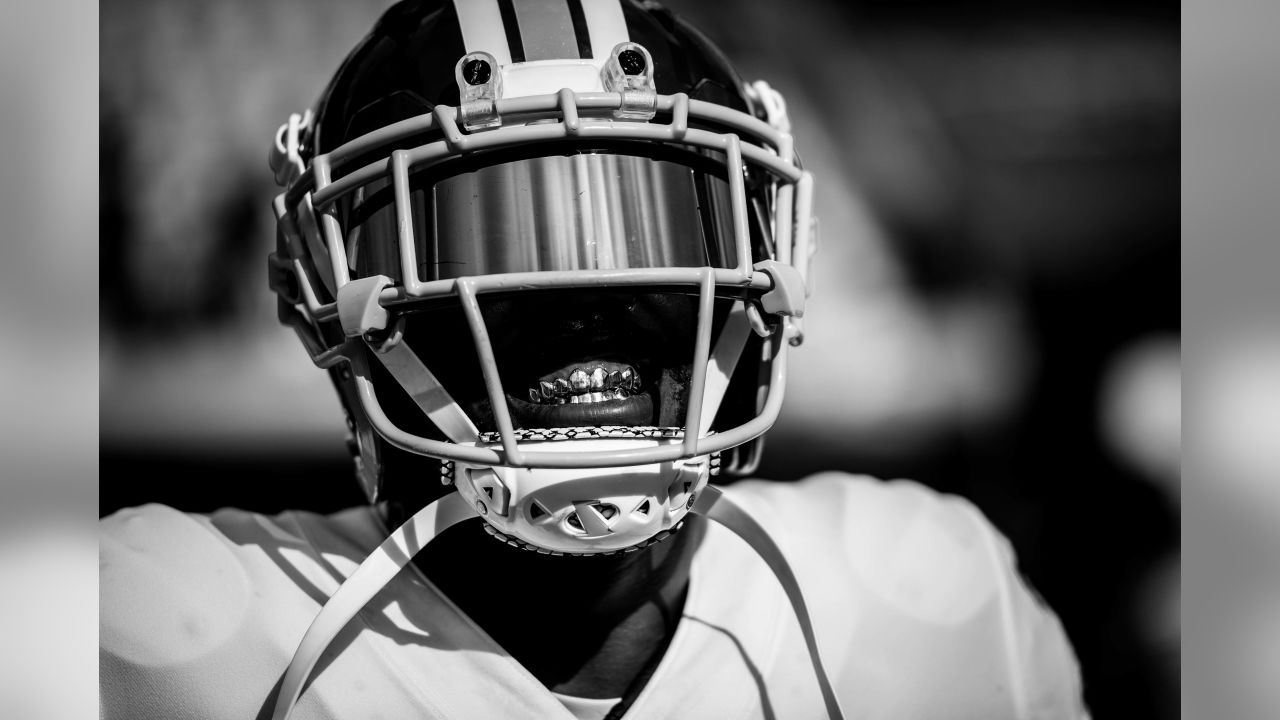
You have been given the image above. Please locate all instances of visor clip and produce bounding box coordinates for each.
[603,43,657,121]
[455,52,503,131]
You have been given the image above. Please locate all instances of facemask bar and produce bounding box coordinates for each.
[270,87,814,470]
[343,280,790,469]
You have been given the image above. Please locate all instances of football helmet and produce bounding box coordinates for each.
[268,0,815,555]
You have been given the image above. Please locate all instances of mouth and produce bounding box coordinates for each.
[507,360,657,427]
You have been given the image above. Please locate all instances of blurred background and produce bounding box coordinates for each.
[98,0,1178,717]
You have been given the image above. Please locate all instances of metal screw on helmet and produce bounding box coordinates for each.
[462,58,491,86]
[618,49,646,75]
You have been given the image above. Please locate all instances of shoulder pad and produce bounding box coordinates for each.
[100,504,251,665]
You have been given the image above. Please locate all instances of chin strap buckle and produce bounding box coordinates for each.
[270,109,311,187]
[747,80,792,134]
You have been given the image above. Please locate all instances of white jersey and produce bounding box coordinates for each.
[100,473,1087,719]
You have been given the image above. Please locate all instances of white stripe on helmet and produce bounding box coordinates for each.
[453,0,513,66]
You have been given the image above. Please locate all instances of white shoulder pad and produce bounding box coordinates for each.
[100,504,253,667]
[726,473,1088,719]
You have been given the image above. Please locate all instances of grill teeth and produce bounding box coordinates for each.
[560,389,630,405]
[532,365,641,404]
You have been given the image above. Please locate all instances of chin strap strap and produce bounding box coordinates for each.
[272,486,844,720]
[692,485,846,720]
[271,493,473,720]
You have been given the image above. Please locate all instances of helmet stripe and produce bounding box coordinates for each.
[508,0,577,61]
[565,0,592,58]
[495,0,527,63]
[454,0,628,67]
[452,0,514,66]
[579,0,629,61]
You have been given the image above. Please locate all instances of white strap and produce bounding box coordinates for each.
[697,302,753,437]
[271,493,473,720]
[692,485,846,720]
[374,339,480,443]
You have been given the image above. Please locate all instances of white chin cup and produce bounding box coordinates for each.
[452,436,711,555]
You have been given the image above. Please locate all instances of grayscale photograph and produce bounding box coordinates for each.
[90,0,1182,717]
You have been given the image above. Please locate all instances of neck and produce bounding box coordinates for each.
[401,505,704,699]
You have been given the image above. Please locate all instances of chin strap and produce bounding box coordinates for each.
[272,486,844,720]
[692,485,846,720]
[270,492,473,720]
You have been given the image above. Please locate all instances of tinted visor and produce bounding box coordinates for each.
[349,151,741,282]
